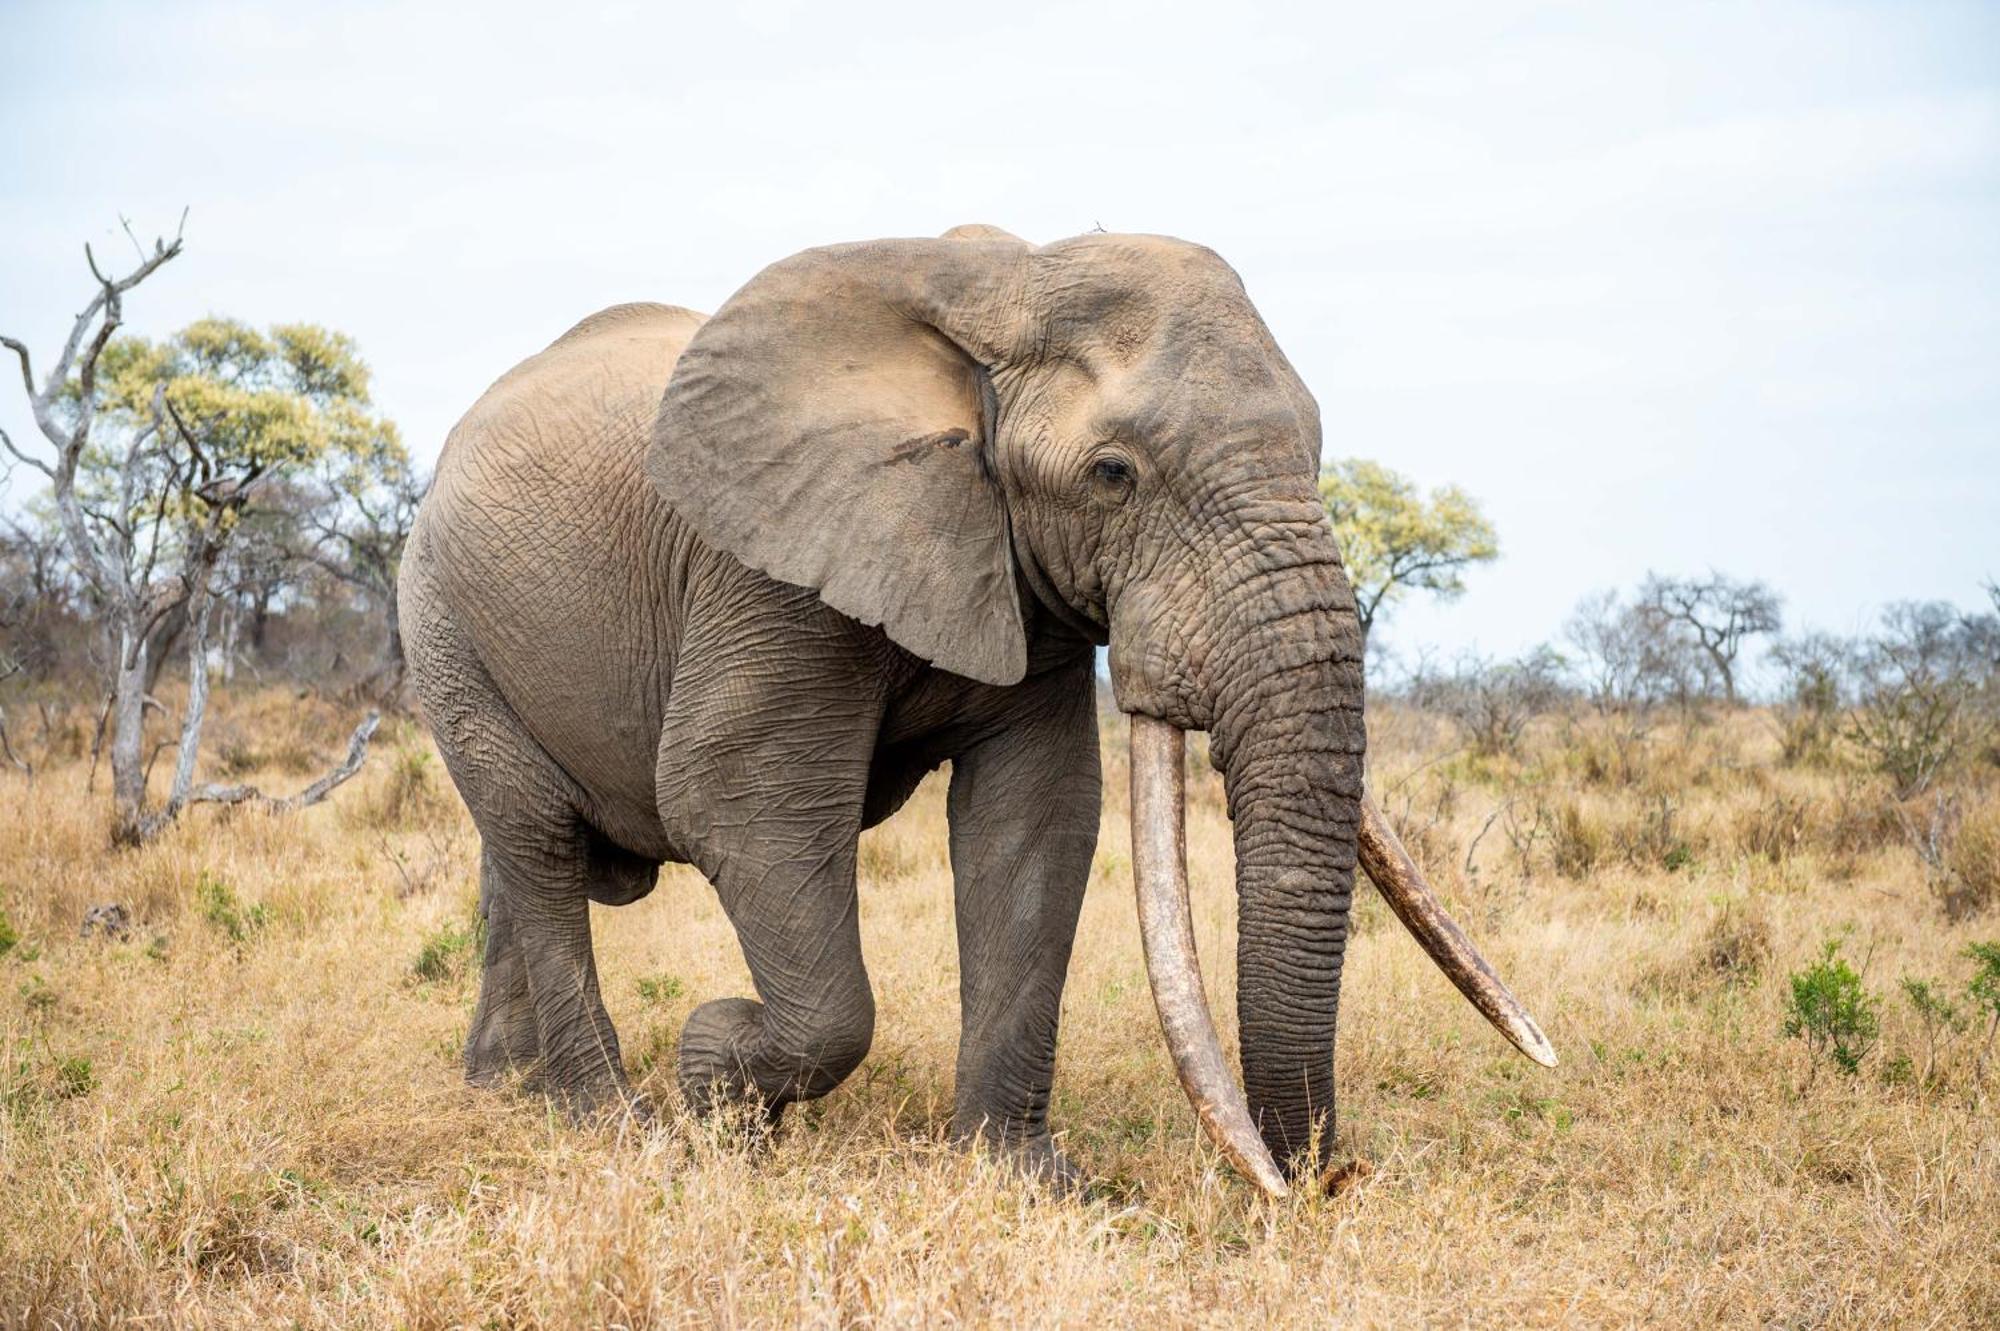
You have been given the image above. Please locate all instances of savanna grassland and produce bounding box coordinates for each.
[2,689,1996,1328]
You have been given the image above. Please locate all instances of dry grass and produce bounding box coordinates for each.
[2,692,1997,1327]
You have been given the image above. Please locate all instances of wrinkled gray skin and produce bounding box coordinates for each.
[402,226,1363,1184]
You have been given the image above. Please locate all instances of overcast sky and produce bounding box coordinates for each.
[3,0,1995,664]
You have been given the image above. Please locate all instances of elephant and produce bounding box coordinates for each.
[400,224,1554,1195]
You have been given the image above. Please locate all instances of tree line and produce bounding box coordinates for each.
[4,221,1996,838]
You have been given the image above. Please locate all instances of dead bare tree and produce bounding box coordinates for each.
[2,220,190,835]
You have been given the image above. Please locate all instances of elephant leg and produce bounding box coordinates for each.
[675,851,877,1123]
[497,830,634,1114]
[946,659,1100,1183]
[465,846,541,1085]
[656,579,889,1124]
[405,578,633,1114]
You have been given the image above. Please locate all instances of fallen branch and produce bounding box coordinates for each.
[185,711,381,813]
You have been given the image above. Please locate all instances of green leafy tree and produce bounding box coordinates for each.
[1316,458,1499,644]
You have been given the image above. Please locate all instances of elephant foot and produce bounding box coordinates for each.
[465,951,638,1124]
[465,944,541,1088]
[953,1125,1086,1197]
[677,997,786,1129]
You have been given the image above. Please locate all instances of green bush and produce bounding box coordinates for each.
[197,873,269,943]
[1968,940,2000,1082]
[636,974,685,1006]
[1783,938,1881,1083]
[411,917,483,984]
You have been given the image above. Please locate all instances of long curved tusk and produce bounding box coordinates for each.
[1358,795,1559,1068]
[1129,715,1290,1199]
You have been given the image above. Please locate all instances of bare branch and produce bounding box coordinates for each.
[185,711,381,812]
[0,423,55,481]
[35,227,185,421]
[161,388,210,477]
[2,335,35,399]
[119,215,148,265]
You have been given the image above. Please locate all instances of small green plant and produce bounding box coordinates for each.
[1783,937,1881,1084]
[18,973,55,1014]
[1967,940,2000,1083]
[3,1040,97,1118]
[635,974,685,1006]
[0,909,17,959]
[411,917,483,984]
[197,873,269,944]
[52,1055,94,1099]
[1900,976,1966,1084]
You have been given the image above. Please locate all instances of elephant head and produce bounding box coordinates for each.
[649,226,1553,1193]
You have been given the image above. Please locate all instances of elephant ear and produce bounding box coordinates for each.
[649,235,1032,685]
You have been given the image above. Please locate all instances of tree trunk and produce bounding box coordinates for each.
[218,593,240,683]
[251,588,272,654]
[377,576,405,699]
[144,614,184,694]
[164,586,217,818]
[108,624,151,841]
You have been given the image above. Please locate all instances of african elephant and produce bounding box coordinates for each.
[401,225,1553,1194]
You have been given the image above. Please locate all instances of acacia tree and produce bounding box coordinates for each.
[1317,458,1499,645]
[2,225,383,840]
[1636,571,1782,705]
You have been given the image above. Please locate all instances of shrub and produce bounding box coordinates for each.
[197,873,269,944]
[1771,632,1850,766]
[1549,800,1605,879]
[1412,647,1569,759]
[365,743,446,829]
[636,974,685,1006]
[1968,941,2000,1082]
[1733,792,1815,864]
[1628,792,1696,871]
[1783,938,1881,1084]
[411,917,483,984]
[1846,602,1995,798]
[1702,901,1771,985]
[1942,797,2000,919]
[1900,977,1966,1084]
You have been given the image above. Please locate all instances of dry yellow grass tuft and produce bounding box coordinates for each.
[2,694,1996,1326]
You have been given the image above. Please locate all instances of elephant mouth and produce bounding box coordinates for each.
[1127,714,1557,1198]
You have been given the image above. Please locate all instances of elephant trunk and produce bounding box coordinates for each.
[1129,567,1557,1195]
[1215,638,1366,1179]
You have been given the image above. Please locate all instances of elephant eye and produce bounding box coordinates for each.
[1090,456,1134,487]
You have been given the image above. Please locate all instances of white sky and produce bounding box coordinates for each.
[3,0,1995,663]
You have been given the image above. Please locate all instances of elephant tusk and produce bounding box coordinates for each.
[1358,795,1559,1068]
[1129,715,1291,1199]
